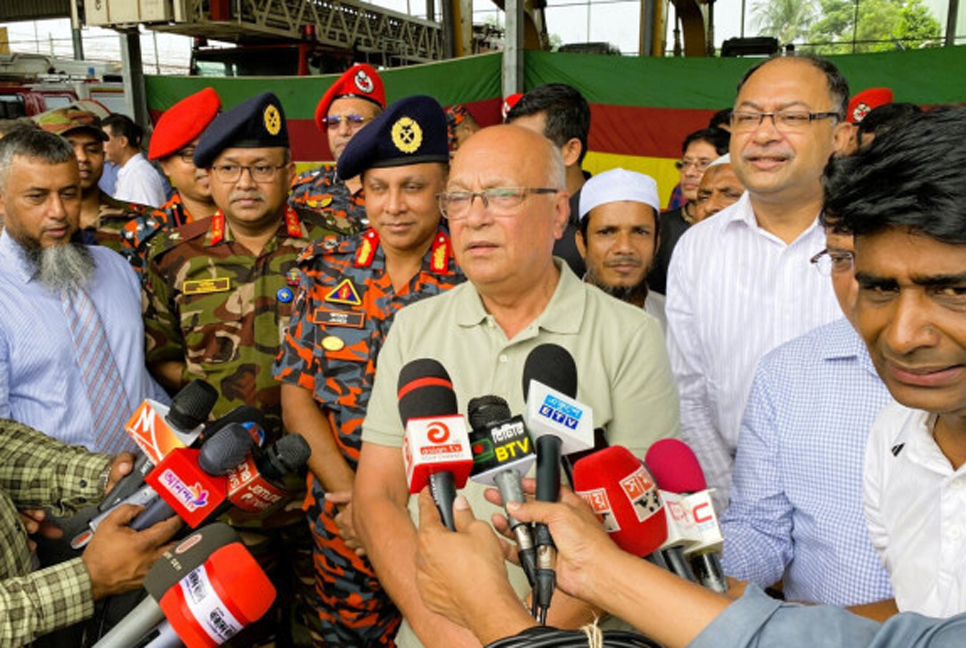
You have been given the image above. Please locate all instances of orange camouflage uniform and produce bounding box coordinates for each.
[120,192,196,278]
[288,164,369,230]
[273,225,464,647]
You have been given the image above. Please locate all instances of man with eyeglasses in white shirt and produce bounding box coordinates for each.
[353,124,680,648]
[666,55,853,512]
[289,63,386,230]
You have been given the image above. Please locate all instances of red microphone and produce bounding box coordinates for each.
[572,445,667,558]
[159,542,276,648]
[398,359,473,531]
[645,438,727,592]
[145,447,230,529]
[226,434,311,519]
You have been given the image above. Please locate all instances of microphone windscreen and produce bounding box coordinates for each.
[167,380,218,431]
[144,522,241,599]
[262,433,311,480]
[197,424,255,476]
[645,438,708,493]
[467,395,512,431]
[522,343,577,401]
[397,358,458,425]
[161,542,275,648]
[573,445,667,558]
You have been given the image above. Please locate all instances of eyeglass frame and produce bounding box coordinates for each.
[730,110,843,133]
[323,114,372,129]
[436,187,561,220]
[209,163,288,184]
[176,147,197,165]
[809,248,855,276]
[674,158,715,172]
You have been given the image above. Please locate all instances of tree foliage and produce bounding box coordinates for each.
[751,0,941,53]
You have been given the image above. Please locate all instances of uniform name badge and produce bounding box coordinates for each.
[183,277,231,295]
[312,308,365,329]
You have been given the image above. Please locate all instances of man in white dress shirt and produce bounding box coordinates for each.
[101,113,167,208]
[825,107,966,618]
[665,55,852,510]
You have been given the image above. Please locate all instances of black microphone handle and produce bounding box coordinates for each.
[99,454,153,512]
[653,547,699,582]
[534,435,562,550]
[429,471,458,531]
[129,498,177,532]
[690,552,728,593]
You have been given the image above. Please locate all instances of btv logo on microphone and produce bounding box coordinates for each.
[538,394,584,431]
[159,469,210,511]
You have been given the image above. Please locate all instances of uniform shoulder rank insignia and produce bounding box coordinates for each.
[391,116,422,154]
[284,206,302,238]
[430,232,451,273]
[325,278,362,306]
[354,229,380,267]
[210,211,227,245]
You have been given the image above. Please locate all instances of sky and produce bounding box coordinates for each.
[1,0,959,74]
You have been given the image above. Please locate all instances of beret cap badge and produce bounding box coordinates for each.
[391,116,423,154]
[264,105,282,136]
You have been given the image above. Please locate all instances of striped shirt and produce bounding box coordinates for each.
[721,318,894,605]
[665,192,841,510]
[0,232,167,452]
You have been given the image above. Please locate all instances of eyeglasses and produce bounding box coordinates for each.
[210,163,286,183]
[809,248,855,276]
[675,158,714,172]
[323,114,372,129]
[437,187,560,220]
[730,110,842,133]
[177,148,196,165]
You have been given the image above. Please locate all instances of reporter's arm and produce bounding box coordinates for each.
[353,442,481,647]
[0,418,112,516]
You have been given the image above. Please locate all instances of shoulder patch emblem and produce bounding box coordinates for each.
[324,278,362,306]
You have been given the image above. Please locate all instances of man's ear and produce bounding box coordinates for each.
[575,227,587,260]
[560,137,582,168]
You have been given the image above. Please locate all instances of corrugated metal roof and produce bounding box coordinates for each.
[0,0,70,22]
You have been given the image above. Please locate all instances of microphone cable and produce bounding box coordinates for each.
[484,627,663,648]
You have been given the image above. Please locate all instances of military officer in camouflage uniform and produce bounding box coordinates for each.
[274,95,464,647]
[288,63,386,230]
[34,107,153,258]
[142,91,357,645]
[121,87,222,277]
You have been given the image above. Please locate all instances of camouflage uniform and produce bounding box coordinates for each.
[289,164,369,230]
[273,225,464,647]
[120,193,196,279]
[143,204,357,433]
[86,190,153,257]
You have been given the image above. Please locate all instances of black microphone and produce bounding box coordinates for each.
[467,395,538,589]
[100,380,218,513]
[225,433,312,516]
[398,359,473,531]
[521,344,595,624]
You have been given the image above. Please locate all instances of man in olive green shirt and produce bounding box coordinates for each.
[353,125,680,648]
[0,418,180,647]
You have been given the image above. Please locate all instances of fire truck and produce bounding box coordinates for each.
[0,53,126,119]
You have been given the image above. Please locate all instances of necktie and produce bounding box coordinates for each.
[62,287,133,454]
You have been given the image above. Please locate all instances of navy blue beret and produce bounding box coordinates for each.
[337,95,449,179]
[193,92,288,168]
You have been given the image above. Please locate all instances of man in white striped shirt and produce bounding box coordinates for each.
[666,55,853,511]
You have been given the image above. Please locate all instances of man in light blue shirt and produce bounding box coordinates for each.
[721,221,893,606]
[0,128,166,453]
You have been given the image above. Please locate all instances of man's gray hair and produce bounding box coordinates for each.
[0,128,75,191]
